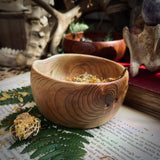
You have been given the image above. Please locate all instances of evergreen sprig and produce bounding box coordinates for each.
[0,86,94,160]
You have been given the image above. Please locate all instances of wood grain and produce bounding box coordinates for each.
[0,12,26,50]
[31,54,129,128]
[62,31,126,61]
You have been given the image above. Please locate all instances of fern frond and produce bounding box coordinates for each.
[21,135,58,154]
[59,138,85,148]
[0,86,94,160]
[9,138,31,150]
[0,86,33,105]
[62,148,87,157]
[58,126,94,137]
[50,154,64,160]
[32,128,59,139]
[0,107,34,130]
[38,150,62,160]
[66,158,83,160]
[58,132,90,144]
[30,143,58,159]
[60,145,86,152]
[28,107,55,128]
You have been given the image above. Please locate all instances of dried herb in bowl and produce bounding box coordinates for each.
[66,72,117,83]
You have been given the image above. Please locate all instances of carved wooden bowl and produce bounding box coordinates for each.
[31,54,129,129]
[62,31,126,61]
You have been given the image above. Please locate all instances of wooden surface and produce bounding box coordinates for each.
[62,31,126,61]
[0,12,27,50]
[31,54,129,128]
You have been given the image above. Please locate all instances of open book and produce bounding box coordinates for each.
[0,72,160,160]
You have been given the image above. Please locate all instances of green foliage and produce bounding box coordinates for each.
[7,109,92,159]
[104,28,114,41]
[38,150,62,160]
[0,86,94,160]
[57,46,64,53]
[0,107,33,131]
[0,86,33,105]
[69,22,90,34]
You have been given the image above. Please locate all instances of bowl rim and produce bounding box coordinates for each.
[63,31,124,43]
[31,54,128,86]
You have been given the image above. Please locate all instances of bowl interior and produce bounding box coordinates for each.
[33,54,125,82]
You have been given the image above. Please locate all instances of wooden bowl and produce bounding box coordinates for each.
[62,31,126,61]
[31,54,129,129]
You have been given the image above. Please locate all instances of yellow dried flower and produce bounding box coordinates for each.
[11,112,41,140]
[66,72,116,83]
[0,97,7,101]
[2,92,10,98]
[18,92,28,97]
[18,96,23,103]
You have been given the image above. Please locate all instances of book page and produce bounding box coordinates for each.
[0,73,160,160]
[84,106,160,160]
